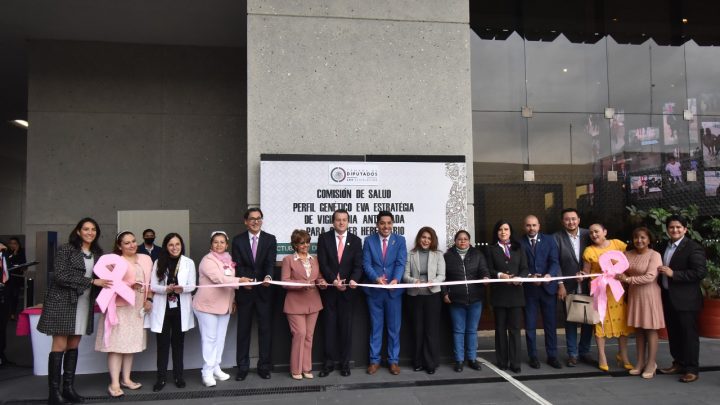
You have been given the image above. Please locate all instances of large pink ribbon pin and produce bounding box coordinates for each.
[94,254,135,348]
[590,250,628,326]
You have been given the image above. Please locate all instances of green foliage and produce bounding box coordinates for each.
[625,204,702,243]
[703,260,720,299]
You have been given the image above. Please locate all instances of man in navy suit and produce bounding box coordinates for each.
[363,211,407,375]
[317,209,363,377]
[231,208,277,381]
[520,215,562,369]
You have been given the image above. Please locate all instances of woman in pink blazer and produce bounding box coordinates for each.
[193,231,251,387]
[281,229,327,380]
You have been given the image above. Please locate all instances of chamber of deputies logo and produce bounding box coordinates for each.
[330,167,346,182]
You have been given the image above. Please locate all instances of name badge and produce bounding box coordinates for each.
[168,295,178,309]
[224,269,233,276]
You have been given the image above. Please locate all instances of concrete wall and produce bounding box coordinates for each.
[25,40,247,269]
[246,0,473,220]
[246,0,472,366]
[0,124,26,236]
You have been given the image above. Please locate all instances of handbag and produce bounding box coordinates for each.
[565,293,600,325]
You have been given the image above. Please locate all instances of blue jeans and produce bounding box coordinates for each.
[449,301,482,362]
[565,320,593,358]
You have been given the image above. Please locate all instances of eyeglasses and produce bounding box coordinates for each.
[247,217,263,222]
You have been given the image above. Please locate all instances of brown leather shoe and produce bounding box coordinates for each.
[679,373,699,383]
[389,363,400,375]
[366,363,380,375]
[659,362,683,375]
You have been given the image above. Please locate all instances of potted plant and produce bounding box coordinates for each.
[699,218,720,338]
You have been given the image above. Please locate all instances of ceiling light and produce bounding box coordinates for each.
[11,119,28,128]
[562,68,568,73]
[682,18,688,24]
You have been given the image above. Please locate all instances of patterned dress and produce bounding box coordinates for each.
[583,239,635,338]
[95,261,147,353]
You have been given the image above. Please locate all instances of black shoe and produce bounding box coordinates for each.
[61,349,85,403]
[468,360,482,370]
[496,363,508,370]
[413,366,424,372]
[152,380,166,392]
[258,369,271,379]
[340,367,351,376]
[235,370,248,381]
[528,358,541,369]
[510,365,522,373]
[547,357,562,369]
[454,361,464,372]
[319,366,334,377]
[427,368,436,374]
[174,378,186,388]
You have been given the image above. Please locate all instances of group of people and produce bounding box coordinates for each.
[35,206,708,403]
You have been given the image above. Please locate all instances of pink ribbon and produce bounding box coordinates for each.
[94,254,135,348]
[590,250,628,326]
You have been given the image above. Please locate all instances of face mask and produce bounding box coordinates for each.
[144,237,155,245]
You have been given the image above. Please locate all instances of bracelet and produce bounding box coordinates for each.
[146,297,153,302]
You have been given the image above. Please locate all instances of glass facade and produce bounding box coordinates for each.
[471,32,720,241]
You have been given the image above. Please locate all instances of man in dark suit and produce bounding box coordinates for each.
[363,211,407,375]
[553,208,593,367]
[231,208,277,380]
[316,209,363,377]
[658,215,707,383]
[520,215,562,369]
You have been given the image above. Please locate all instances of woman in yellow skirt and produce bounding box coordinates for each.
[582,223,634,372]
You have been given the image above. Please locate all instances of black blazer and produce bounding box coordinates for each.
[659,237,707,311]
[554,228,590,294]
[231,230,277,301]
[316,230,363,301]
[486,243,528,308]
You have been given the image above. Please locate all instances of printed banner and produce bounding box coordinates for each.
[261,158,467,257]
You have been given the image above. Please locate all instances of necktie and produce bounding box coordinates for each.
[337,234,344,263]
[502,243,511,259]
[382,238,388,260]
[251,235,258,262]
[530,238,536,252]
[662,243,676,289]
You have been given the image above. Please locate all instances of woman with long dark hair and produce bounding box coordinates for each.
[37,218,112,404]
[402,226,446,374]
[486,220,528,373]
[149,233,196,391]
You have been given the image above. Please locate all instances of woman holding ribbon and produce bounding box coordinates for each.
[193,231,250,387]
[442,230,488,373]
[37,217,111,405]
[616,227,664,378]
[402,226,446,375]
[281,229,326,380]
[94,231,153,397]
[149,233,196,391]
[486,220,528,373]
[581,223,633,372]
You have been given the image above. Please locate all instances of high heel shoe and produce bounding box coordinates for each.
[642,363,657,379]
[629,365,644,376]
[616,354,633,370]
[598,363,609,372]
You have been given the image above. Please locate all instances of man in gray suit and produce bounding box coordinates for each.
[553,208,593,367]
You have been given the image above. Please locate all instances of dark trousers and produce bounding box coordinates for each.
[524,290,558,359]
[494,306,523,368]
[320,291,354,367]
[408,293,442,369]
[662,291,700,374]
[0,289,8,358]
[236,291,273,372]
[156,308,184,379]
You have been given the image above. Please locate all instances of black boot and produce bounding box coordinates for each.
[48,352,70,405]
[62,349,84,403]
